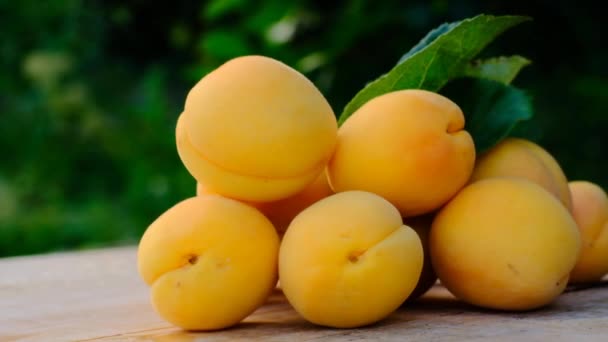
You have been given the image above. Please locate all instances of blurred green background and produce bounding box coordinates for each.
[1,0,606,257]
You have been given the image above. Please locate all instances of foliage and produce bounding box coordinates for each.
[461,56,530,84]
[337,14,533,152]
[443,79,533,152]
[338,15,529,124]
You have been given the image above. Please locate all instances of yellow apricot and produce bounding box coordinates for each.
[177,55,337,202]
[256,171,333,234]
[328,89,475,217]
[470,138,571,210]
[430,178,581,311]
[404,215,437,301]
[197,171,333,235]
[177,113,318,203]
[195,181,256,205]
[568,181,608,283]
[279,191,423,328]
[137,195,279,330]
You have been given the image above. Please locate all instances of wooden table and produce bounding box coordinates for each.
[1,247,607,341]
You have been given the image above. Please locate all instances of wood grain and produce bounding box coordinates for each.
[1,247,607,342]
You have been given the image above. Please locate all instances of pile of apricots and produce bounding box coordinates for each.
[137,55,608,330]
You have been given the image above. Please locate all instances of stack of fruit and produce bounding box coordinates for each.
[136,54,608,330]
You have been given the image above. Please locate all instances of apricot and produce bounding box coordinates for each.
[328,89,475,217]
[197,171,333,235]
[568,181,608,283]
[177,55,337,203]
[470,138,571,210]
[137,195,279,330]
[279,191,423,328]
[430,178,581,311]
[404,215,437,301]
[255,171,333,234]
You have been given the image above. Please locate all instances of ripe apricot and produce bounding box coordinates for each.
[197,171,333,235]
[430,178,580,311]
[177,55,337,202]
[568,181,608,283]
[279,191,423,328]
[328,90,475,217]
[255,171,333,234]
[470,138,571,210]
[137,195,279,330]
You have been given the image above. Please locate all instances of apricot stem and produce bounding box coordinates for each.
[347,250,365,263]
[187,254,198,265]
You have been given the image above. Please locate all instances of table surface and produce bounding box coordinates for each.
[1,247,607,342]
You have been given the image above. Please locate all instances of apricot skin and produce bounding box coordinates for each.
[254,171,333,234]
[197,171,333,235]
[279,191,423,328]
[568,181,608,283]
[137,195,279,330]
[328,89,475,217]
[430,178,581,311]
[470,138,572,210]
[178,55,337,202]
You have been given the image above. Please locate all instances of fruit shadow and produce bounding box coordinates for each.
[402,285,543,316]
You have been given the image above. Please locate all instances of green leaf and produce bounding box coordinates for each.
[461,55,531,84]
[396,22,458,64]
[338,14,531,125]
[443,78,533,153]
